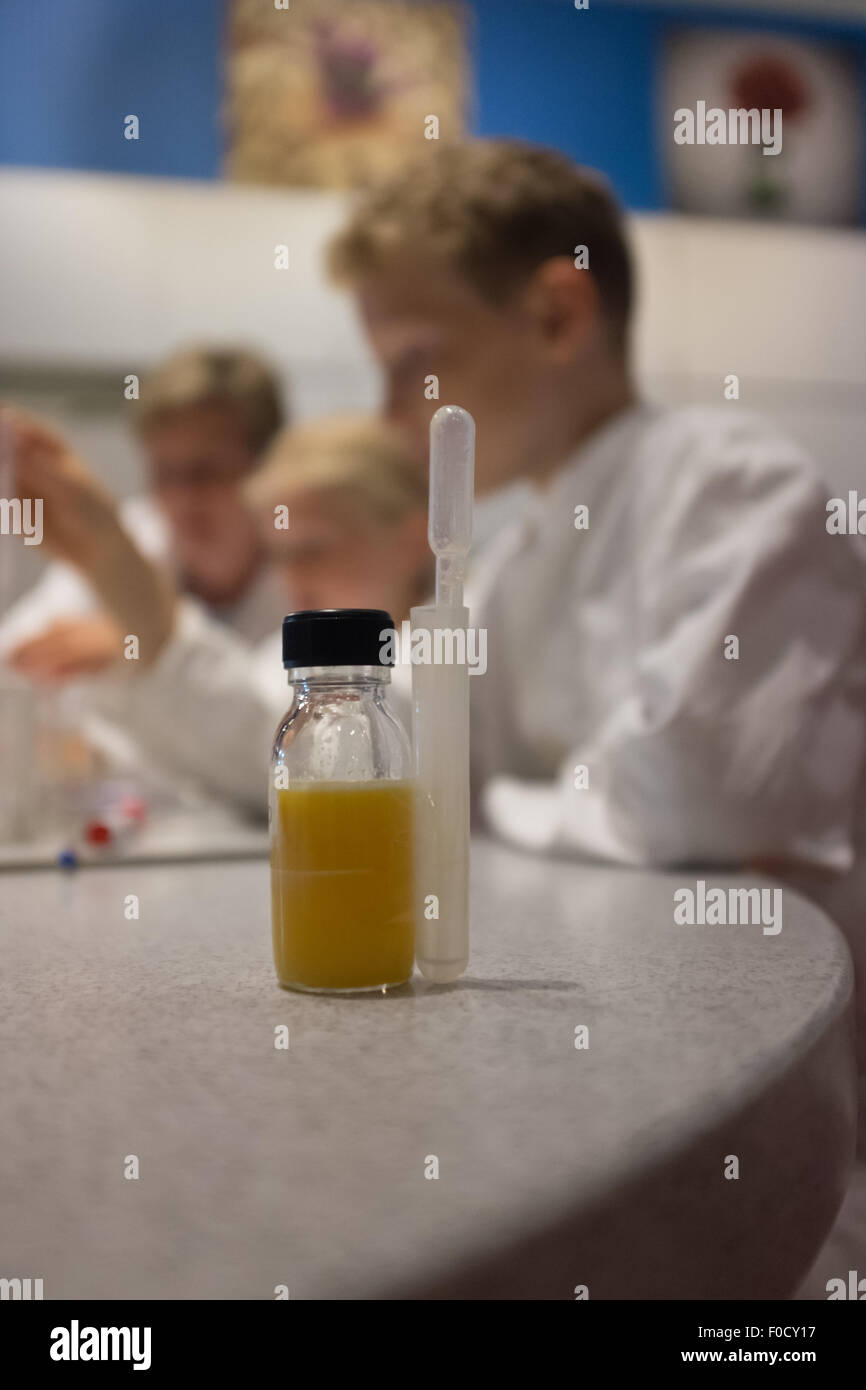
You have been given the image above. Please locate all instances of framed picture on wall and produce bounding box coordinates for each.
[225,0,470,188]
[660,27,863,226]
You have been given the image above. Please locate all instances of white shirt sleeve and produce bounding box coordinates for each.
[88,603,414,814]
[483,416,866,872]
[91,601,286,815]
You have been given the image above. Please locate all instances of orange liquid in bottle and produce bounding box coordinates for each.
[271,780,415,991]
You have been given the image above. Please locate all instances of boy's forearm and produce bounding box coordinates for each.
[86,527,177,666]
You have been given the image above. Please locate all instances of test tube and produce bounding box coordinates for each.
[411,406,474,983]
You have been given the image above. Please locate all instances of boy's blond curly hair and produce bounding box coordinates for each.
[329,139,633,354]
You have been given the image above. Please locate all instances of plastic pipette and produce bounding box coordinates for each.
[411,405,474,982]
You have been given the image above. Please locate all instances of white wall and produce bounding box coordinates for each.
[0,168,378,418]
[630,212,866,490]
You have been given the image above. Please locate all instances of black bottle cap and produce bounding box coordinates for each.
[282,609,396,670]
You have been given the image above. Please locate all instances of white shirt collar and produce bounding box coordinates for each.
[524,399,657,532]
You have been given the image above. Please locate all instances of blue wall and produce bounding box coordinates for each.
[0,0,223,178]
[1,0,864,211]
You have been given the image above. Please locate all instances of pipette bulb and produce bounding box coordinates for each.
[429,405,475,559]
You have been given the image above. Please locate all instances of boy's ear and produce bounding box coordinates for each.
[522,256,601,363]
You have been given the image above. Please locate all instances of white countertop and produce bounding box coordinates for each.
[0,837,856,1298]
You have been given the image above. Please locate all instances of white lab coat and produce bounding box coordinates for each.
[71,404,866,895]
[475,403,866,875]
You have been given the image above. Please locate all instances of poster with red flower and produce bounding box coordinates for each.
[661,29,862,226]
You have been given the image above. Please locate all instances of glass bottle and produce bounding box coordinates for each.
[269,609,414,993]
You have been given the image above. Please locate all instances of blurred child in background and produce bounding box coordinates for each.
[247,414,431,619]
[0,345,287,679]
[329,139,866,901]
[3,411,429,799]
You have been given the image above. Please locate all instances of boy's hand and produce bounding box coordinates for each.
[1,408,177,665]
[3,409,121,570]
[9,615,124,685]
